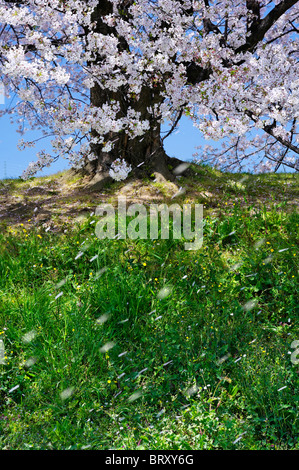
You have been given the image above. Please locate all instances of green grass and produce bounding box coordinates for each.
[0,173,298,450]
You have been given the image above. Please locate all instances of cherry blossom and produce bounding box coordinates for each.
[109,158,132,181]
[0,0,297,179]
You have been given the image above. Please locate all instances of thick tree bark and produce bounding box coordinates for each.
[85,127,177,186]
[85,124,176,185]
[83,81,177,186]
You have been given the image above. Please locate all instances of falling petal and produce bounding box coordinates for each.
[0,340,5,365]
[60,386,75,401]
[137,368,148,376]
[171,187,185,199]
[216,353,231,365]
[128,391,142,402]
[254,239,265,249]
[24,357,38,368]
[22,330,37,344]
[99,341,116,353]
[233,432,247,444]
[157,286,173,300]
[162,360,173,367]
[95,313,110,325]
[243,299,258,312]
[55,279,67,289]
[173,163,190,176]
[94,267,107,279]
[185,384,198,397]
[229,262,243,271]
[181,404,190,410]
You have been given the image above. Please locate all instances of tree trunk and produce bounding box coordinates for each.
[83,82,178,188]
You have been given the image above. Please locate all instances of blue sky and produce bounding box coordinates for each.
[0,113,67,179]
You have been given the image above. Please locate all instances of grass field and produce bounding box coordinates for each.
[0,164,298,450]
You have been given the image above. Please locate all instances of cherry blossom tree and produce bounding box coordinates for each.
[0,0,298,183]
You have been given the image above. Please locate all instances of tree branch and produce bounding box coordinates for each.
[236,0,299,53]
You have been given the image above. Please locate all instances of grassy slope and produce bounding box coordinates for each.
[0,163,298,228]
[0,164,298,450]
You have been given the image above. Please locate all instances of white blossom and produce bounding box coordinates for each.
[0,0,297,176]
[109,158,132,181]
